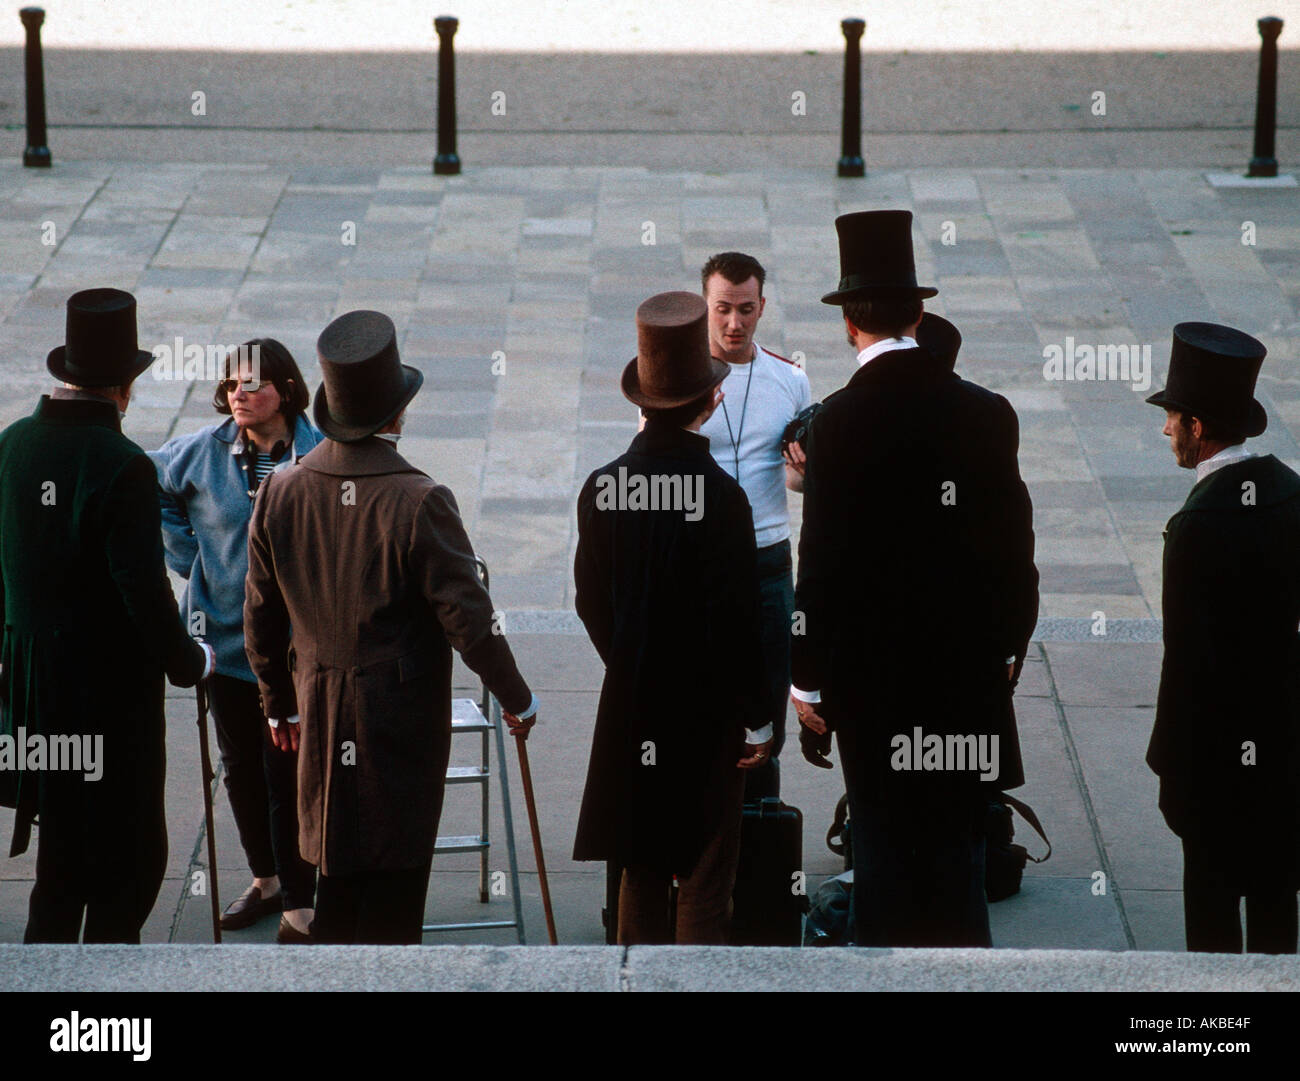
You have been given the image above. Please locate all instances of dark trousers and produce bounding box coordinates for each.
[24,793,166,944]
[618,766,746,945]
[838,724,990,947]
[311,861,433,945]
[1182,837,1298,954]
[744,539,795,801]
[207,673,315,910]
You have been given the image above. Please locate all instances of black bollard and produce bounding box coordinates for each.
[1248,16,1284,178]
[433,15,461,176]
[837,18,866,178]
[20,6,51,168]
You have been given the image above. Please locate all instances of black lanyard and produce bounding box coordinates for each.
[720,353,756,483]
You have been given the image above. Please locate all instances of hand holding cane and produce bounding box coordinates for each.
[505,710,557,945]
[195,682,222,944]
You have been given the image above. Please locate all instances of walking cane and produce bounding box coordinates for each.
[512,731,557,945]
[195,684,222,944]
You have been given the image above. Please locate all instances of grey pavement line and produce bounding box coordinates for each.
[168,765,224,945]
[495,610,1163,639]
[1066,179,1154,622]
[985,175,1153,621]
[1037,641,1137,950]
[32,171,111,284]
[151,188,197,447]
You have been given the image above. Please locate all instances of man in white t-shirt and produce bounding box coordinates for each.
[697,252,812,798]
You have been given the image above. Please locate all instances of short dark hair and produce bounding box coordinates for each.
[701,252,766,296]
[1175,410,1244,447]
[212,337,309,418]
[842,296,924,338]
[641,389,716,428]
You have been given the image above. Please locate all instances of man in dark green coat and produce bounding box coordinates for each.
[0,289,211,943]
[1146,321,1300,954]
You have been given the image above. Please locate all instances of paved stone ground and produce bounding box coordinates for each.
[0,159,1298,951]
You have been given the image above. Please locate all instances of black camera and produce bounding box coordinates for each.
[780,402,822,456]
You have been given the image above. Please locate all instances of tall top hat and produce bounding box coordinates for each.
[621,291,729,409]
[313,310,423,443]
[917,311,962,372]
[821,210,937,306]
[1145,322,1268,439]
[46,288,155,387]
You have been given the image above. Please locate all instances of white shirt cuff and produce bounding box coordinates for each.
[514,693,539,721]
[200,643,215,680]
[790,685,821,704]
[745,724,774,744]
[267,714,300,729]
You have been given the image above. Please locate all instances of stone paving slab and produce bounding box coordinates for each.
[1,160,1297,958]
[2,944,1296,993]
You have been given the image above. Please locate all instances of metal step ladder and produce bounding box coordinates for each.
[421,557,527,943]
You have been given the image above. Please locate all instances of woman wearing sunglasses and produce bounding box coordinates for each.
[149,339,323,942]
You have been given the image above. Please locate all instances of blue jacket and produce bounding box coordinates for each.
[149,415,323,681]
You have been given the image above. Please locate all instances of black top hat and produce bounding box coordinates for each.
[821,210,938,305]
[313,310,423,443]
[621,292,729,409]
[1145,322,1268,439]
[917,312,962,372]
[46,288,155,387]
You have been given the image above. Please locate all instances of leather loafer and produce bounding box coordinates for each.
[220,885,282,931]
[276,915,313,945]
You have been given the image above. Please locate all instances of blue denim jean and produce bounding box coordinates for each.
[745,540,794,801]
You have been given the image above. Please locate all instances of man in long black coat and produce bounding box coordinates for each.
[1146,322,1300,954]
[573,292,769,944]
[0,289,211,943]
[792,211,1038,947]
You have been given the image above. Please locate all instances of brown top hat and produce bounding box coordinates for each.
[917,312,962,372]
[46,288,155,387]
[821,209,937,305]
[313,310,423,443]
[621,291,729,409]
[1145,322,1268,439]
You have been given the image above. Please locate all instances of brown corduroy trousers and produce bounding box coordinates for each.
[617,767,746,945]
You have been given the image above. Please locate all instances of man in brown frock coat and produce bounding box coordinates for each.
[245,310,538,944]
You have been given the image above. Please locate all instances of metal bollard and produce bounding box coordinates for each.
[20,6,51,167]
[837,18,866,178]
[433,15,461,176]
[1247,16,1284,178]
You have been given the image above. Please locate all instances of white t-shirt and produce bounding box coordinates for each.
[699,344,812,549]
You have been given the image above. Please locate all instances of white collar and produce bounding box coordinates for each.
[856,336,918,368]
[1195,443,1256,483]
